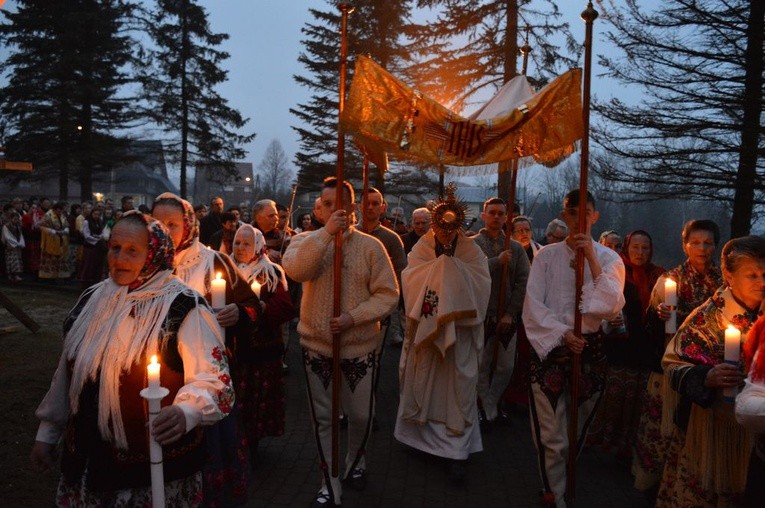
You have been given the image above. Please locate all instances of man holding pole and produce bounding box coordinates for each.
[472,197,530,427]
[522,190,624,507]
[282,177,398,507]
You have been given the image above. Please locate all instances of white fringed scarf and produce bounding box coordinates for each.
[232,224,288,292]
[174,238,216,293]
[63,271,196,449]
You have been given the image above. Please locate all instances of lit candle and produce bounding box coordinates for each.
[724,325,741,364]
[664,277,678,334]
[211,272,226,310]
[251,280,261,298]
[147,354,160,390]
[723,325,742,403]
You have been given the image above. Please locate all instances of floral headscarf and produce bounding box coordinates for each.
[116,211,175,291]
[153,192,198,252]
[232,224,287,293]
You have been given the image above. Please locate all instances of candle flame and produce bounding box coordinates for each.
[216,272,222,280]
[150,354,158,365]
[727,325,739,332]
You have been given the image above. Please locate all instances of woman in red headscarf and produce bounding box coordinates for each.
[587,230,665,458]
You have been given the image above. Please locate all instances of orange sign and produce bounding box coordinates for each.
[0,161,34,171]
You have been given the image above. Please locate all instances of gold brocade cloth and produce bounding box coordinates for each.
[340,56,584,167]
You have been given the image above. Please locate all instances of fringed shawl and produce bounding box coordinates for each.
[232,224,287,292]
[661,287,761,492]
[63,272,197,449]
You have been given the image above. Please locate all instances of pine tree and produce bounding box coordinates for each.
[405,1,579,197]
[0,0,138,200]
[138,0,255,199]
[592,0,764,236]
[290,0,413,195]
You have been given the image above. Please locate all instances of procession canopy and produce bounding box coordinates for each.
[340,56,584,169]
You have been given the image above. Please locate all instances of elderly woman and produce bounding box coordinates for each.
[657,235,765,507]
[511,215,542,263]
[152,192,260,506]
[588,231,664,457]
[30,212,234,507]
[231,224,294,461]
[633,219,724,495]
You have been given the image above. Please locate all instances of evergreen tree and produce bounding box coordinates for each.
[0,0,138,200]
[290,0,413,195]
[138,0,255,199]
[592,0,764,236]
[406,1,579,197]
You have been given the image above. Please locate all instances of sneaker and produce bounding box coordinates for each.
[310,490,338,508]
[343,468,367,491]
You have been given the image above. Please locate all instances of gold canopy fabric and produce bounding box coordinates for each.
[340,56,584,168]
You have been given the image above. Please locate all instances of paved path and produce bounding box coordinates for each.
[248,331,652,508]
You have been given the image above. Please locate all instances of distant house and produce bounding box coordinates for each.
[0,139,178,206]
[192,162,254,209]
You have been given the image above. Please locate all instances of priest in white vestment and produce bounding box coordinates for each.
[394,184,491,481]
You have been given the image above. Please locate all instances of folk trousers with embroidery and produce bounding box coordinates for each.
[302,347,379,504]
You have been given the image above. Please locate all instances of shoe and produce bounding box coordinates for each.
[495,405,512,427]
[310,490,339,508]
[343,467,367,491]
[478,407,492,433]
[448,459,467,483]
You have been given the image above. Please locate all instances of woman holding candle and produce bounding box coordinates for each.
[633,219,724,496]
[30,212,234,507]
[231,224,294,462]
[151,192,259,506]
[656,235,765,507]
[588,230,665,458]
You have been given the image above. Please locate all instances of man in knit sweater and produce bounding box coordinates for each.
[282,177,399,508]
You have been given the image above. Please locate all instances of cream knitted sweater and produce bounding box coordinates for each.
[282,226,399,359]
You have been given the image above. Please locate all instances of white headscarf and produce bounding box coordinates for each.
[231,224,288,293]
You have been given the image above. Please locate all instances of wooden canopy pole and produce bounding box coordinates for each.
[331,1,354,479]
[566,3,598,505]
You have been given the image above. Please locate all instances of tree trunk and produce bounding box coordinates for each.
[730,0,764,237]
[497,0,519,200]
[179,0,190,199]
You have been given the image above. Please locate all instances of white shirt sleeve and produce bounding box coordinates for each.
[34,353,71,444]
[173,305,235,432]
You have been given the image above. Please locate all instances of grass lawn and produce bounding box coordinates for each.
[0,283,80,506]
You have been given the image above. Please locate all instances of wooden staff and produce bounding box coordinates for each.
[566,3,598,505]
[279,183,299,255]
[490,159,517,383]
[361,154,369,228]
[491,25,530,381]
[331,1,353,479]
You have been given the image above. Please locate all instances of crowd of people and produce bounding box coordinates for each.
[19,181,765,508]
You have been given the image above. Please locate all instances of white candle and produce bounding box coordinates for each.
[724,325,741,364]
[251,280,261,298]
[147,355,160,390]
[664,277,678,334]
[211,272,226,310]
[664,278,677,306]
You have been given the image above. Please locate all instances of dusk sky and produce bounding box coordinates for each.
[1,1,655,177]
